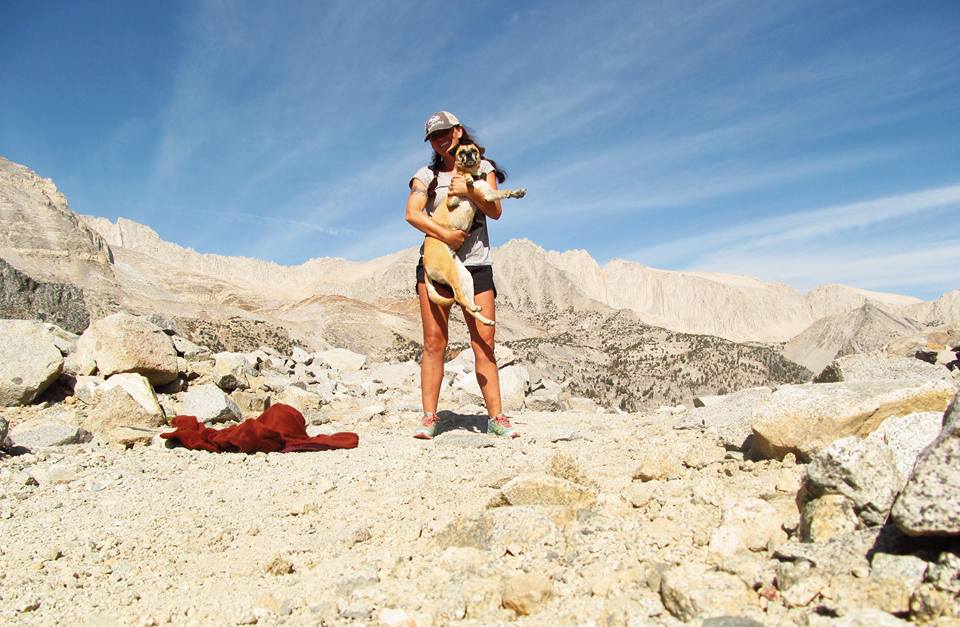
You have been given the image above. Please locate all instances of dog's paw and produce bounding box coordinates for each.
[513,188,527,199]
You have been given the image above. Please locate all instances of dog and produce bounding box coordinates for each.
[421,143,526,326]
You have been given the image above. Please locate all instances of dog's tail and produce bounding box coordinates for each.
[424,275,455,307]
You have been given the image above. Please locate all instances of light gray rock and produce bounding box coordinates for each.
[660,564,753,622]
[0,415,8,448]
[865,411,942,477]
[892,392,960,536]
[9,419,90,448]
[83,385,166,442]
[814,353,954,385]
[98,373,164,417]
[211,352,255,392]
[774,528,882,577]
[676,387,771,450]
[799,494,859,542]
[708,497,784,556]
[870,553,928,589]
[76,312,178,385]
[525,379,565,411]
[750,380,955,461]
[178,383,242,424]
[314,348,366,372]
[802,436,902,526]
[0,319,64,405]
[291,346,312,364]
[436,506,562,553]
[274,386,324,414]
[171,335,207,358]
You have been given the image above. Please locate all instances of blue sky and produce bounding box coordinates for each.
[2,0,958,300]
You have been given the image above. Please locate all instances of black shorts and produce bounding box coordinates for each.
[415,261,497,299]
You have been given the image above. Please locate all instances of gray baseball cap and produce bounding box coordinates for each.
[424,111,460,140]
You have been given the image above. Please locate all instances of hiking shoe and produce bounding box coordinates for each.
[487,414,520,438]
[413,413,440,439]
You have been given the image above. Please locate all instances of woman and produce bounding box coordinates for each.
[404,111,519,439]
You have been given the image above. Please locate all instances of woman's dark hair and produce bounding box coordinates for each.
[427,126,507,204]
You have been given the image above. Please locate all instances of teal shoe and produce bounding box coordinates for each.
[413,413,439,439]
[487,414,520,438]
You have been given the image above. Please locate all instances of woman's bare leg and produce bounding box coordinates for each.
[418,282,451,414]
[462,289,502,417]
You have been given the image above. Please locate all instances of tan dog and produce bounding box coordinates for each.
[422,144,526,326]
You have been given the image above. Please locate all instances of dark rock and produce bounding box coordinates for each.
[0,258,90,333]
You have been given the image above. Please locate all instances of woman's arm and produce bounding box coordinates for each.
[405,178,468,249]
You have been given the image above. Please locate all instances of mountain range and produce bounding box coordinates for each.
[2,155,957,407]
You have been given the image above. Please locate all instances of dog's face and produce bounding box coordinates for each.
[452,143,482,171]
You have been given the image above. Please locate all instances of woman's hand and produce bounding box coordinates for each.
[444,228,468,250]
[449,174,470,197]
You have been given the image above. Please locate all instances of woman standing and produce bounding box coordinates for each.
[404,111,519,439]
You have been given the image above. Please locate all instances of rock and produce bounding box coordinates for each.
[708,497,784,556]
[171,335,207,358]
[866,411,943,477]
[178,384,242,424]
[679,387,771,450]
[76,313,178,385]
[500,473,596,509]
[83,385,166,441]
[750,380,954,461]
[774,528,882,577]
[632,448,683,481]
[274,386,324,414]
[230,390,270,417]
[9,419,90,448]
[525,380,565,411]
[870,553,928,589]
[0,258,90,334]
[815,353,954,385]
[682,438,727,469]
[98,373,164,417]
[63,349,97,376]
[314,348,366,371]
[802,436,902,526]
[799,495,860,542]
[433,432,492,449]
[501,572,553,616]
[265,556,294,575]
[0,319,64,405]
[892,392,960,536]
[211,352,255,391]
[0,416,7,449]
[825,574,913,616]
[660,563,753,621]
[546,452,589,485]
[776,560,827,608]
[454,363,530,412]
[290,346,312,364]
[811,608,911,626]
[436,506,562,553]
[700,618,765,627]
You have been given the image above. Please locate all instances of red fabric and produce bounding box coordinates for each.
[160,403,358,453]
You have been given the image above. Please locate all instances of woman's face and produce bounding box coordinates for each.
[428,125,463,156]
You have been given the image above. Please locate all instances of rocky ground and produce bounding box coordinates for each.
[2,314,960,625]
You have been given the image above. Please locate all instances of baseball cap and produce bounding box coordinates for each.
[424,111,460,140]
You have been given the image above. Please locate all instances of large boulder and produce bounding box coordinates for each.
[865,411,942,477]
[76,312,178,385]
[0,319,64,405]
[750,380,955,461]
[891,392,960,536]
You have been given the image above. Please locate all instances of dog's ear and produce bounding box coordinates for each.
[447,145,458,157]
[478,145,486,156]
